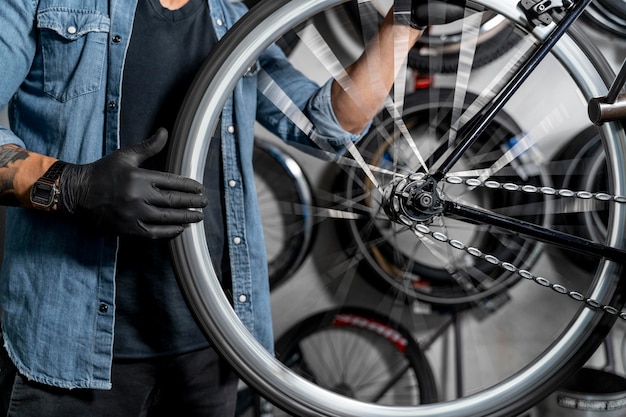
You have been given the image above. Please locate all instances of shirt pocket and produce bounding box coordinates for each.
[37,9,110,102]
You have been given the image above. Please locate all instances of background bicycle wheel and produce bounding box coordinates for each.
[310,0,522,73]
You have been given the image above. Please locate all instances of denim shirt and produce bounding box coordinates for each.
[0,0,361,389]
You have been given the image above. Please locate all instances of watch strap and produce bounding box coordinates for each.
[41,160,67,182]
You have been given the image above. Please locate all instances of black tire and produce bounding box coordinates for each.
[581,0,626,36]
[244,0,301,56]
[270,307,438,414]
[254,138,317,289]
[313,1,523,74]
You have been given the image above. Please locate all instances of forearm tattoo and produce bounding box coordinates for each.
[0,146,30,206]
[0,147,29,167]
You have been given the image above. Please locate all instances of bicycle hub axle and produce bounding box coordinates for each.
[382,174,444,225]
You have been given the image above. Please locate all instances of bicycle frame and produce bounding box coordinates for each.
[434,0,593,177]
[390,0,626,263]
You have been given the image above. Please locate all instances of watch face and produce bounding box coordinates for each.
[31,181,55,207]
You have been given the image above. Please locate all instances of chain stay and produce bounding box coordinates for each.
[402,174,624,319]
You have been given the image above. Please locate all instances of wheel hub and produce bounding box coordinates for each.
[382,173,445,225]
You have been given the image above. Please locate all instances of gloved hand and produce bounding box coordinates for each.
[58,128,208,239]
[396,0,466,30]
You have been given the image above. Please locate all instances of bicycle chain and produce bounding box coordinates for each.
[404,174,626,320]
[443,175,626,204]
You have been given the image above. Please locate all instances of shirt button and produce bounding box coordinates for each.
[216,18,223,26]
[238,294,247,303]
[227,125,235,134]
[67,26,77,34]
[112,35,122,43]
[233,236,242,245]
[108,101,116,110]
[228,180,237,188]
[99,303,108,313]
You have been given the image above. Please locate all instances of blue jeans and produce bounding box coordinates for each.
[0,344,238,417]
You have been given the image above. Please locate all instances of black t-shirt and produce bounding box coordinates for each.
[115,0,227,358]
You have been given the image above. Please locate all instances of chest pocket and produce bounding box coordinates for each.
[37,9,110,102]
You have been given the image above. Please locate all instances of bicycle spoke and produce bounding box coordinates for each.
[434,0,593,179]
[448,11,482,144]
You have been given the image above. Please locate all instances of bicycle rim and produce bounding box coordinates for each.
[253,138,316,289]
[168,0,626,416]
[273,307,439,410]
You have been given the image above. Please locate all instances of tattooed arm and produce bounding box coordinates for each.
[0,144,59,209]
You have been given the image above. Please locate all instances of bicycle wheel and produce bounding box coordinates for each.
[168,1,626,416]
[271,307,439,414]
[254,138,316,289]
[580,0,626,36]
[243,0,301,56]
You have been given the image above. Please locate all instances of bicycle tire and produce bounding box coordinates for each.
[263,307,438,416]
[168,1,626,415]
[580,0,626,37]
[243,0,301,56]
[312,1,523,74]
[234,138,317,415]
[254,138,316,289]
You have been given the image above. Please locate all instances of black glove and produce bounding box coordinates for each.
[58,128,208,239]
[396,0,466,30]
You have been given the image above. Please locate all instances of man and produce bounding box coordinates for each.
[0,0,423,415]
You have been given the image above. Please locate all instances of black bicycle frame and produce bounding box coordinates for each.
[432,0,593,179]
[429,0,626,263]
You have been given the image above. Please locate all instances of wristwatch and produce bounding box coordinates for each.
[30,160,67,210]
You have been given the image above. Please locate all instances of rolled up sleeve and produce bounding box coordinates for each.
[306,79,370,149]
